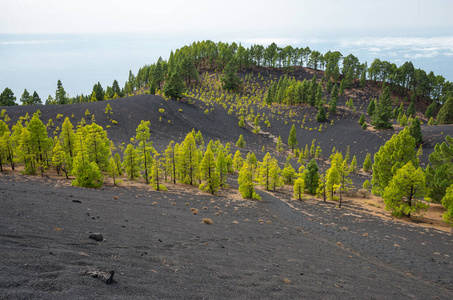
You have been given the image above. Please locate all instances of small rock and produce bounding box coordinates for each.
[89,233,103,241]
[72,200,82,203]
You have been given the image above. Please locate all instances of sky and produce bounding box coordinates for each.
[2,0,453,36]
[1,0,453,100]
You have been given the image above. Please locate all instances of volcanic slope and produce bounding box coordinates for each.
[1,89,453,298]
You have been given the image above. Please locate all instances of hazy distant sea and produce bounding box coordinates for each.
[1,34,452,103]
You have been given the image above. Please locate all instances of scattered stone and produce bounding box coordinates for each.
[357,189,371,198]
[86,212,90,216]
[346,188,358,197]
[82,268,115,284]
[72,200,81,203]
[89,233,103,241]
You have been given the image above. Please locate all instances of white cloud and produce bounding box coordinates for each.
[338,36,453,60]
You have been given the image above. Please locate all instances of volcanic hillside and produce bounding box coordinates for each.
[3,67,451,178]
[1,67,453,299]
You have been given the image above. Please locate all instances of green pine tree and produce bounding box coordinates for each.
[238,161,260,200]
[372,87,393,129]
[383,162,428,218]
[293,177,305,200]
[123,143,140,180]
[372,128,417,195]
[288,124,298,152]
[236,134,245,148]
[437,96,453,124]
[441,184,453,225]
[409,116,423,146]
[304,159,319,195]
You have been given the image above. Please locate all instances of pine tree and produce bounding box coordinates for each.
[0,87,17,106]
[383,162,428,218]
[199,146,220,194]
[114,152,123,176]
[258,153,272,190]
[252,115,261,133]
[339,79,346,96]
[136,120,154,183]
[221,59,242,91]
[8,120,24,170]
[437,96,453,124]
[238,116,245,127]
[236,134,245,148]
[105,103,113,120]
[304,159,319,195]
[0,122,8,172]
[441,184,453,224]
[216,150,228,187]
[18,128,35,174]
[27,113,52,176]
[20,89,31,105]
[72,160,103,188]
[108,156,120,186]
[151,153,167,191]
[316,105,327,122]
[363,153,372,172]
[371,127,417,195]
[276,135,283,152]
[372,87,393,129]
[164,141,176,183]
[344,146,350,165]
[60,117,76,160]
[399,114,408,126]
[293,177,305,200]
[363,180,371,190]
[238,162,260,200]
[85,122,111,171]
[358,114,365,125]
[288,124,298,153]
[72,129,103,188]
[338,156,352,206]
[367,100,376,116]
[407,99,416,117]
[282,160,296,185]
[308,75,317,106]
[298,149,305,164]
[425,101,437,118]
[163,67,186,99]
[123,143,140,180]
[315,145,322,159]
[349,155,358,173]
[233,150,244,172]
[426,135,453,203]
[328,92,337,113]
[269,158,282,190]
[52,138,68,177]
[409,116,423,146]
[325,152,342,201]
[55,80,68,105]
[182,132,198,185]
[359,68,367,88]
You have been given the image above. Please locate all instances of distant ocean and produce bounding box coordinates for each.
[1,34,453,102]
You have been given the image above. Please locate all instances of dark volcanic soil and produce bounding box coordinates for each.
[1,173,452,299]
[1,86,453,299]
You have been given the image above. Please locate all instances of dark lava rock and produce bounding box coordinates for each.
[89,233,103,241]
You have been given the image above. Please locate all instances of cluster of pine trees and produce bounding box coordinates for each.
[369,127,453,224]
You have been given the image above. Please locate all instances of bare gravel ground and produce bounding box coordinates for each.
[1,173,452,299]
